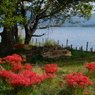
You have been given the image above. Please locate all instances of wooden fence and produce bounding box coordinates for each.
[31,38,95,52]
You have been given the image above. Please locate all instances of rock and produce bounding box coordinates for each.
[42,49,71,58]
[19,53,26,59]
[0,65,5,71]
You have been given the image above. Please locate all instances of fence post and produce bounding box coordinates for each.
[32,38,34,43]
[86,42,88,51]
[62,44,63,48]
[42,38,44,43]
[81,46,83,51]
[79,46,83,51]
[66,39,68,47]
[45,38,47,42]
[39,42,41,47]
[35,38,38,45]
[70,44,72,49]
[58,40,59,45]
[75,47,77,50]
[90,47,93,52]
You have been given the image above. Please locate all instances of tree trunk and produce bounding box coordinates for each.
[14,24,19,43]
[0,27,15,54]
[24,21,38,44]
[24,26,36,44]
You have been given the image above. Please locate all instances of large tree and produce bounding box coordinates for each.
[0,0,26,53]
[0,0,94,53]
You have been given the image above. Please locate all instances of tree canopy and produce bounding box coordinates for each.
[0,0,94,53]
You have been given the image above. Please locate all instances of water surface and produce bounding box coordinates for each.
[34,27,95,51]
[0,27,95,51]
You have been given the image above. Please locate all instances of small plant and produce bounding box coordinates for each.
[17,31,24,44]
[43,39,58,47]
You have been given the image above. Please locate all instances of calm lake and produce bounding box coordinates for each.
[34,27,95,51]
[0,27,95,51]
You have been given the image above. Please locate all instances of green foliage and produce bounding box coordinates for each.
[0,0,94,30]
[0,45,95,95]
[0,0,25,29]
[0,0,94,53]
[42,39,58,47]
[16,31,25,44]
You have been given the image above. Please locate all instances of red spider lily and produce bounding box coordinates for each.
[58,82,63,86]
[41,64,58,79]
[1,54,26,71]
[14,43,25,49]
[11,63,23,72]
[83,92,89,95]
[66,72,93,88]
[0,54,59,88]
[22,63,33,70]
[85,62,95,71]
[46,73,56,79]
[0,69,46,88]
[9,70,44,87]
[0,58,6,64]
[0,70,14,79]
[42,64,58,74]
[2,54,25,64]
[0,54,32,72]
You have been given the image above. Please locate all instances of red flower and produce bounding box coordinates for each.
[85,62,95,71]
[0,70,15,79]
[14,43,25,49]
[42,64,58,74]
[66,72,93,88]
[58,82,63,86]
[41,64,58,79]
[84,92,89,95]
[0,55,59,88]
[11,63,23,72]
[3,54,24,64]
[0,58,6,64]
[23,63,33,70]
[9,70,46,87]
[0,69,46,88]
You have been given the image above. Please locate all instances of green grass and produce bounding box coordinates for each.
[33,49,95,66]
[0,48,95,95]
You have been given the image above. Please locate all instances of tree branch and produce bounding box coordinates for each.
[32,33,46,37]
[37,19,68,29]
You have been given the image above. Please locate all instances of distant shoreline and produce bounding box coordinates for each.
[62,24,95,27]
[0,25,95,32]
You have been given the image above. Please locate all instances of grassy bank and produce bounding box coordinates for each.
[0,48,95,95]
[33,49,95,66]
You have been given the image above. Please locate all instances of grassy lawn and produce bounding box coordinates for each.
[0,48,95,95]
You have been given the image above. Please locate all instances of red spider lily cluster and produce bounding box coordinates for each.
[2,54,26,63]
[66,72,93,88]
[0,53,94,95]
[42,64,59,78]
[14,43,25,49]
[0,54,59,87]
[85,62,95,71]
[0,70,45,87]
[1,54,26,71]
[83,92,89,95]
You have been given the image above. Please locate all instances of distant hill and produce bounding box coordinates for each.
[38,13,95,27]
[63,13,95,27]
[81,13,95,26]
